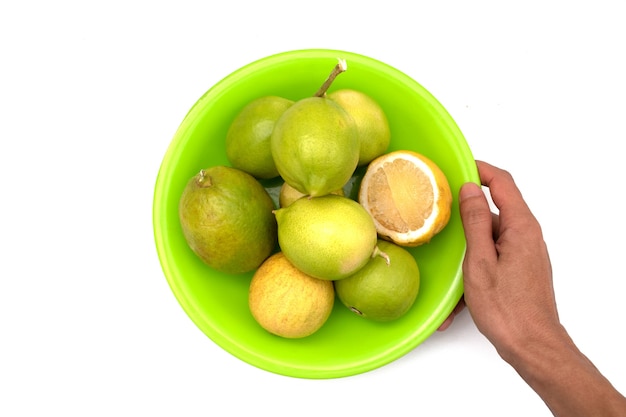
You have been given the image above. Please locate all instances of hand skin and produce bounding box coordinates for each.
[440,161,626,417]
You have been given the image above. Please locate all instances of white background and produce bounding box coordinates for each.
[1,1,625,416]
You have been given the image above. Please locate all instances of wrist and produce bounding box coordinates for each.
[496,323,575,370]
[497,324,626,417]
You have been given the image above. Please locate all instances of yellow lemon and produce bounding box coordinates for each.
[270,97,359,197]
[328,89,390,166]
[274,195,377,280]
[249,252,334,338]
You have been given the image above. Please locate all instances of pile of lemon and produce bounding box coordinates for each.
[178,60,452,339]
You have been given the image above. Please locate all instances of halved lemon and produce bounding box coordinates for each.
[358,150,453,247]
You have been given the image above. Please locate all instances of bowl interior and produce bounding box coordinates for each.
[153,49,479,379]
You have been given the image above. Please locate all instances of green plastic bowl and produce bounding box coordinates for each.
[153,49,479,379]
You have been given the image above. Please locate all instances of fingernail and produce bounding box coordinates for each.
[459,182,482,202]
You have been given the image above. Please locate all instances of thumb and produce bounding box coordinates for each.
[459,182,497,261]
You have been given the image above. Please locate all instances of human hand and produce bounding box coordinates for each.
[439,161,626,416]
[440,161,562,357]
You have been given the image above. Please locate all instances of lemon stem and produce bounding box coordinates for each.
[195,169,212,187]
[372,245,391,266]
[314,58,347,97]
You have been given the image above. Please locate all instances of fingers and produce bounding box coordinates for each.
[491,212,500,240]
[475,161,533,225]
[437,297,466,331]
[459,160,532,274]
[459,181,497,262]
[437,315,454,332]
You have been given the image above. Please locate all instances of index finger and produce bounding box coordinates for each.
[476,161,534,225]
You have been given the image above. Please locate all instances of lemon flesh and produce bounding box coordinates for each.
[359,150,452,246]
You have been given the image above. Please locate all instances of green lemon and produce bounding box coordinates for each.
[334,240,420,322]
[273,194,377,280]
[178,166,277,274]
[328,89,391,166]
[225,96,294,179]
[249,252,335,338]
[270,97,359,197]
